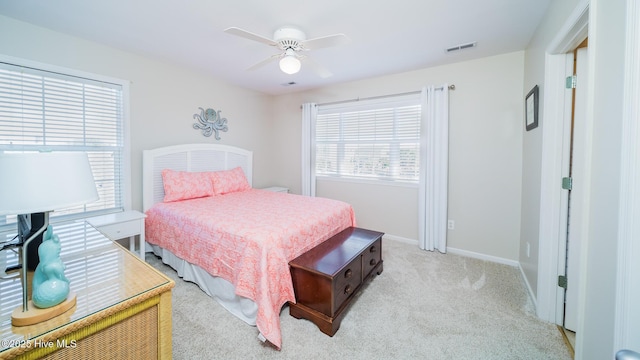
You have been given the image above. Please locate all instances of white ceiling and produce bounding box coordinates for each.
[0,0,551,95]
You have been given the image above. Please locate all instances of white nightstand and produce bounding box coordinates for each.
[261,186,289,193]
[86,210,147,259]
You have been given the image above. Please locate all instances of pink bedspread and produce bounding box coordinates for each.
[145,189,356,349]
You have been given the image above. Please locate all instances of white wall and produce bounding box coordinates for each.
[0,15,277,211]
[273,52,524,261]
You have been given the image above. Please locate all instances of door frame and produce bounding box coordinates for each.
[614,0,640,352]
[536,0,589,326]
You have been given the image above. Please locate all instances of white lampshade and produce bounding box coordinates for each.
[0,152,99,215]
[279,54,301,75]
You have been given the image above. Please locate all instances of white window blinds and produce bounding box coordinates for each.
[315,94,421,183]
[0,61,125,227]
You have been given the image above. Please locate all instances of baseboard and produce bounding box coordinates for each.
[518,262,538,311]
[446,247,520,268]
[382,234,519,267]
[382,234,419,246]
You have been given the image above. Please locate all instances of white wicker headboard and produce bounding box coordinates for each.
[142,143,253,211]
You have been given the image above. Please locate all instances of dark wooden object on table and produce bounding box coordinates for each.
[288,227,384,336]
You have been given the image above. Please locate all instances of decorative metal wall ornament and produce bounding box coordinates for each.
[193,107,228,140]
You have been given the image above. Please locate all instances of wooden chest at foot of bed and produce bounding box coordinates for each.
[288,227,384,336]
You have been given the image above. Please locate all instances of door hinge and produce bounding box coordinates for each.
[566,75,577,89]
[558,275,568,289]
[562,177,573,190]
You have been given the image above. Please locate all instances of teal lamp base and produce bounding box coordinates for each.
[12,223,76,326]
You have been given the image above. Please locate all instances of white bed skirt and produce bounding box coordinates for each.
[149,243,259,326]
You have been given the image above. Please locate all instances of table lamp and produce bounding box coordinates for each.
[0,152,98,326]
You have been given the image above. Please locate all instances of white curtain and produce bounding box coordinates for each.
[301,103,317,197]
[418,85,450,252]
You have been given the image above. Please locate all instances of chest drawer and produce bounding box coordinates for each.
[332,257,363,314]
[362,238,382,276]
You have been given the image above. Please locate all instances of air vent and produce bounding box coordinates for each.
[281,81,297,86]
[446,42,477,53]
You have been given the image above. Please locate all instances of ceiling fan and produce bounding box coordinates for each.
[224,26,349,78]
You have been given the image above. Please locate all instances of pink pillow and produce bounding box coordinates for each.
[161,169,215,202]
[210,167,251,195]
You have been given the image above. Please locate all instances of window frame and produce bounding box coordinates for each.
[314,93,422,187]
[0,54,131,236]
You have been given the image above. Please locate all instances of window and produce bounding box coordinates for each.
[0,59,127,233]
[315,94,421,184]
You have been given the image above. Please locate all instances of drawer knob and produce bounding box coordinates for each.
[369,259,377,266]
[370,246,377,253]
[344,284,352,295]
[344,269,353,278]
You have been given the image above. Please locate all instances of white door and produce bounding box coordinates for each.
[564,46,589,332]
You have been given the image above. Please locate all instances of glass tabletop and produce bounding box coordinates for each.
[0,221,170,353]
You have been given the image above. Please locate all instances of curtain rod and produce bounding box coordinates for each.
[314,84,455,107]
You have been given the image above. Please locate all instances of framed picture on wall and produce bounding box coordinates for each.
[525,85,539,131]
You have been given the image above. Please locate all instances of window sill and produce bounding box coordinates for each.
[316,176,418,189]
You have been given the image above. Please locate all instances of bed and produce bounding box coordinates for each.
[142,144,356,349]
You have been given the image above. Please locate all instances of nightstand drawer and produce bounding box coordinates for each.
[86,210,147,259]
[96,220,142,239]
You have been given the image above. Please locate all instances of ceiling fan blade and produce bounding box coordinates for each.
[224,27,277,46]
[300,56,333,78]
[302,34,349,50]
[246,53,281,71]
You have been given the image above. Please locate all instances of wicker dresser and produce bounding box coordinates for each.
[0,222,174,360]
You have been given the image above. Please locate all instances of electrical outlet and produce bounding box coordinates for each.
[447,220,455,230]
[526,242,531,258]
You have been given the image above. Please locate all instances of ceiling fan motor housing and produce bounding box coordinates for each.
[274,27,306,51]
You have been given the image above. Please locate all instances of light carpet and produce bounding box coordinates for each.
[146,238,572,360]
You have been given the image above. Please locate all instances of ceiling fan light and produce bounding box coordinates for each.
[279,55,301,74]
